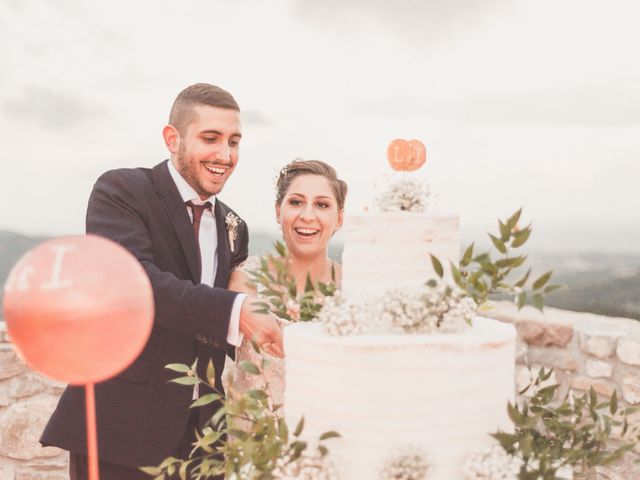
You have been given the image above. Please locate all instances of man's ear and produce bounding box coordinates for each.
[162,125,180,154]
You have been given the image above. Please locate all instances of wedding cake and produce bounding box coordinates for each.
[283,141,517,480]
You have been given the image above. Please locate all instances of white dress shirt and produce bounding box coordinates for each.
[167,160,245,347]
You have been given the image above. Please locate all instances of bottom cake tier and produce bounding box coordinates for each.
[283,316,516,479]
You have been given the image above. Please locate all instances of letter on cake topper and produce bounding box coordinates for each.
[387,139,427,172]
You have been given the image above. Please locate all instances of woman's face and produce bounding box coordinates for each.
[276,174,343,260]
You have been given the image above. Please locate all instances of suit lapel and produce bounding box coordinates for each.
[214,200,231,288]
[152,161,200,282]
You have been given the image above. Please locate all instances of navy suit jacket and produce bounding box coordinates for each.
[41,160,248,467]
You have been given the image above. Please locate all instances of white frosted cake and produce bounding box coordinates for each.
[283,210,517,479]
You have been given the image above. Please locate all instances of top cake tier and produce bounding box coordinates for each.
[340,212,460,296]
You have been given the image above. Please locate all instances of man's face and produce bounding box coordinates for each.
[174,105,242,199]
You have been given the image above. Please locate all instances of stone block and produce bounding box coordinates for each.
[0,396,62,460]
[0,345,29,380]
[16,468,67,480]
[0,464,15,480]
[570,376,615,398]
[579,332,616,359]
[0,322,9,343]
[617,339,640,366]
[7,373,49,400]
[524,348,581,372]
[622,374,640,404]
[585,359,613,379]
[518,320,573,347]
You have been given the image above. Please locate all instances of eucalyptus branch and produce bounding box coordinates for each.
[492,367,640,479]
[145,359,340,479]
[246,241,336,322]
[430,208,565,312]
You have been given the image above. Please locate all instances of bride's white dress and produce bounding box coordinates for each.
[232,256,288,409]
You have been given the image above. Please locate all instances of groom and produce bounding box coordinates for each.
[41,83,283,479]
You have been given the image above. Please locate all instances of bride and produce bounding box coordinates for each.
[228,159,347,406]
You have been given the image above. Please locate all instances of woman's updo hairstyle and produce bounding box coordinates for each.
[275,159,348,210]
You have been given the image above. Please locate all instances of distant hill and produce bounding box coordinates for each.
[1,231,638,321]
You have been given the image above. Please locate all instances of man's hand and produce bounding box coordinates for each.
[239,297,284,358]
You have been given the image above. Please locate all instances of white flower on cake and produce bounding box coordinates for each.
[462,445,522,480]
[375,176,434,213]
[379,444,430,480]
[272,447,339,480]
[462,445,574,480]
[319,279,476,336]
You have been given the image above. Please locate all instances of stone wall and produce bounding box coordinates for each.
[1,305,640,479]
[490,302,640,479]
[0,322,67,480]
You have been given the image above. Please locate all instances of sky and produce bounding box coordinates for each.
[1,0,639,253]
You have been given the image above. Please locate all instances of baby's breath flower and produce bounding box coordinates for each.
[375,177,433,213]
[380,444,430,480]
[320,280,475,336]
[272,448,339,480]
[462,445,522,480]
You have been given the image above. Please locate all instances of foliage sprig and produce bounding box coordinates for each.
[493,367,640,479]
[430,209,565,311]
[142,360,339,479]
[246,241,337,322]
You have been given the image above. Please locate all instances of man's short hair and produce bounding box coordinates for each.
[169,83,240,135]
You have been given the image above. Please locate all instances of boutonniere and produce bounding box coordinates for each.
[225,212,241,253]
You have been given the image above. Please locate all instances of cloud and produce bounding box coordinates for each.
[2,85,103,131]
[354,84,640,126]
[291,0,510,43]
[242,110,271,126]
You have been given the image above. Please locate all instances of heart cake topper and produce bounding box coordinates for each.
[387,139,427,172]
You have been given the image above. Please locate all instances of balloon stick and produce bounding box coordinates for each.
[85,383,100,480]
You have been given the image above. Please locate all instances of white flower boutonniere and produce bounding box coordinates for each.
[225,212,241,253]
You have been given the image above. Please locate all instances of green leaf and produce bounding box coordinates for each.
[461,243,474,267]
[304,273,315,293]
[499,220,511,242]
[491,431,519,450]
[511,227,531,248]
[239,360,260,375]
[139,466,162,476]
[489,234,507,254]
[506,208,522,230]
[544,284,566,294]
[169,376,198,386]
[590,386,598,408]
[610,390,618,415]
[278,417,289,443]
[514,268,531,288]
[293,416,305,437]
[430,254,444,278]
[532,293,544,312]
[206,360,216,387]
[319,431,341,441]
[450,261,464,288]
[426,279,438,288]
[533,270,553,290]
[165,363,191,373]
[517,292,527,309]
[275,240,287,257]
[495,256,527,269]
[248,389,268,400]
[190,393,221,408]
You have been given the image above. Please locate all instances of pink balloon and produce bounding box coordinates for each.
[3,235,154,385]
